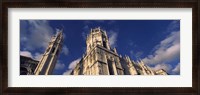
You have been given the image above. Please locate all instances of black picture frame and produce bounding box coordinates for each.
[1,0,199,95]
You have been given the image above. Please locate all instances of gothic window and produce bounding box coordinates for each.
[46,47,50,53]
[107,59,114,75]
[56,50,59,55]
[103,41,107,48]
[52,47,55,53]
[56,37,59,42]
[99,64,102,74]
[51,48,55,53]
[114,60,118,67]
[103,37,106,41]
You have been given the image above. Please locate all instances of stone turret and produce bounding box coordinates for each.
[86,27,111,54]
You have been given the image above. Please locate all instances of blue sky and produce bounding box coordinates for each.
[20,20,180,75]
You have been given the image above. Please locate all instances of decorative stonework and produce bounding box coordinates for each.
[71,27,168,75]
[28,27,168,75]
[20,55,39,75]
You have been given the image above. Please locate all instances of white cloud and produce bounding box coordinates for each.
[20,51,33,58]
[62,45,69,56]
[130,50,143,59]
[63,70,72,75]
[135,51,143,58]
[55,61,65,70]
[20,51,43,61]
[34,52,43,61]
[68,58,81,69]
[63,58,81,75]
[172,63,180,74]
[108,31,118,48]
[141,20,180,74]
[152,63,172,73]
[142,31,180,65]
[21,20,54,51]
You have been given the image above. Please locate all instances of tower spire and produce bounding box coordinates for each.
[34,28,64,75]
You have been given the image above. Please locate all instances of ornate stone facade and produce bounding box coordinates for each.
[34,30,64,75]
[20,55,39,75]
[71,27,168,75]
[22,27,167,75]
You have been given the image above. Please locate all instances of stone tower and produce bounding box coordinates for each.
[71,27,168,75]
[72,27,124,75]
[34,29,63,75]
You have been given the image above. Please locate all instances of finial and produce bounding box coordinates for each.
[113,47,117,53]
[132,60,135,64]
[90,28,92,33]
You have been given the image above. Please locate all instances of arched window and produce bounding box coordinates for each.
[51,45,57,53]
[107,59,114,75]
[56,50,59,55]
[46,47,50,53]
[52,47,55,53]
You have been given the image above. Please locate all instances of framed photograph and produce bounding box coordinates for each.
[1,0,199,95]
